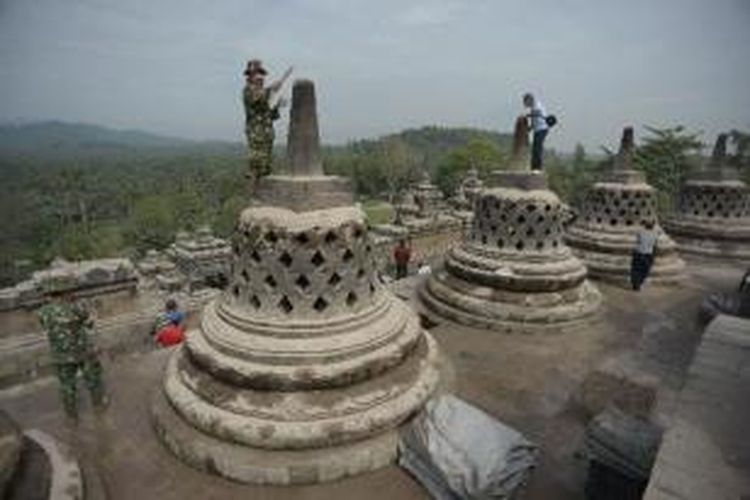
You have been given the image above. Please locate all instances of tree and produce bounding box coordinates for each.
[634,126,703,204]
[379,138,422,204]
[435,137,505,195]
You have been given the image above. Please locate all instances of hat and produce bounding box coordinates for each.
[243,59,267,77]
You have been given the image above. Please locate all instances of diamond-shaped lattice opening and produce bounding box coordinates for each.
[357,268,365,278]
[250,250,262,263]
[517,215,526,224]
[311,251,326,267]
[232,285,240,298]
[313,297,328,312]
[346,291,358,306]
[241,269,250,282]
[265,231,278,243]
[369,282,376,294]
[497,238,504,248]
[526,204,537,212]
[296,274,311,290]
[342,249,354,262]
[265,274,277,288]
[353,226,364,239]
[365,245,372,254]
[516,241,525,251]
[536,241,544,250]
[278,296,294,314]
[250,295,261,309]
[325,231,338,244]
[328,272,342,286]
[295,232,310,245]
[279,252,293,268]
[526,228,534,237]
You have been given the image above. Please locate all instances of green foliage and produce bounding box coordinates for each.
[435,137,506,195]
[361,200,394,225]
[634,125,704,205]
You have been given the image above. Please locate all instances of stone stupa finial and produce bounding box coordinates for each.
[613,126,635,171]
[287,79,322,176]
[608,126,646,184]
[703,132,739,182]
[508,115,531,172]
[709,133,728,170]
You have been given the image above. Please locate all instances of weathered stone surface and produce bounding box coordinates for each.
[643,315,750,500]
[565,127,686,287]
[153,78,441,485]
[420,125,601,332]
[0,257,137,312]
[167,225,232,289]
[579,355,659,419]
[663,134,750,261]
[286,79,323,176]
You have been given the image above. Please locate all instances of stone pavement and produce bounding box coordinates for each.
[0,261,745,499]
[644,314,750,500]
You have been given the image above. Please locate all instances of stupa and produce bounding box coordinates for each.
[419,116,601,332]
[565,127,685,286]
[151,79,440,485]
[663,133,750,260]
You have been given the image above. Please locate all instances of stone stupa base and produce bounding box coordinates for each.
[565,226,686,287]
[419,251,602,333]
[662,218,750,261]
[151,337,438,485]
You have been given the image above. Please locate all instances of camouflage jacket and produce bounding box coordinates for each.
[243,86,280,144]
[37,302,96,364]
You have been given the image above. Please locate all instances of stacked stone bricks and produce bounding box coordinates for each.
[419,116,601,332]
[663,133,750,261]
[565,127,685,286]
[152,79,440,485]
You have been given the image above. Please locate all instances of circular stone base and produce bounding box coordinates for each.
[419,268,601,334]
[662,218,750,261]
[565,227,685,288]
[151,386,402,485]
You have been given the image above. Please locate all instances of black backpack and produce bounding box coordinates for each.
[545,114,558,128]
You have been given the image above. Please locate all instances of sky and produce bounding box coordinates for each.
[1,0,749,152]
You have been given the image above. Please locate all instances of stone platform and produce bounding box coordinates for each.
[1,259,742,499]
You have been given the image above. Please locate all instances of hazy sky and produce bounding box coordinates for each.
[1,0,749,152]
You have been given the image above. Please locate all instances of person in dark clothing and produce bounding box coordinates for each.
[630,220,658,291]
[523,92,549,171]
[393,239,412,280]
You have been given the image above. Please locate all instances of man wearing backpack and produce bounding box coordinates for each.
[522,93,555,171]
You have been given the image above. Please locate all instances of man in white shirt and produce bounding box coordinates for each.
[523,93,548,171]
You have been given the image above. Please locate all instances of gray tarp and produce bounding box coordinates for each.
[398,395,538,500]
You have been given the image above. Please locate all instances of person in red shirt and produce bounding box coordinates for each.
[153,299,186,347]
[393,239,412,280]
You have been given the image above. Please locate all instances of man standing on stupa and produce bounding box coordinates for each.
[242,59,292,185]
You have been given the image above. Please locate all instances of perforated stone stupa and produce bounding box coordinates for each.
[663,133,750,260]
[565,127,685,286]
[152,79,440,485]
[419,116,601,332]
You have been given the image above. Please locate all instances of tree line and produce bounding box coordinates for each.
[0,123,747,286]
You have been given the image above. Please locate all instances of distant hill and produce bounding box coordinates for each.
[0,121,240,159]
[0,121,511,165]
[338,125,512,162]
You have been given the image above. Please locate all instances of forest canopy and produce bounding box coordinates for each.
[0,121,747,286]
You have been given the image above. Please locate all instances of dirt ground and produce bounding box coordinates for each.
[0,259,744,500]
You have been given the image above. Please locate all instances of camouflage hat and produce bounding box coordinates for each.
[243,59,267,76]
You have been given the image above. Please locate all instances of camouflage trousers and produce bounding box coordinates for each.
[55,357,106,419]
[246,129,274,181]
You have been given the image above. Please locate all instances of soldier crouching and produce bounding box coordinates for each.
[37,283,109,421]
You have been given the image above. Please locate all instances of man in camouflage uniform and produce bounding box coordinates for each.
[242,59,292,185]
[37,284,107,420]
